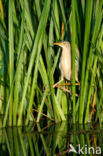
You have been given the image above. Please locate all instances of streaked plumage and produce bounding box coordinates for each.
[54,41,78,82]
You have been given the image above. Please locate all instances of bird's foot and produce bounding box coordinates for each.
[53,79,63,88]
[55,85,78,97]
[53,83,57,88]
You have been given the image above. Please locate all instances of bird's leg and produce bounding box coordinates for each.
[53,79,63,88]
[57,82,80,86]
[65,80,69,96]
[56,85,78,97]
[56,85,71,93]
[54,80,79,97]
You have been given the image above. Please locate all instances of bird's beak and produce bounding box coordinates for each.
[54,42,63,47]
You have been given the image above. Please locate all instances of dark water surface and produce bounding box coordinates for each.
[0,120,103,156]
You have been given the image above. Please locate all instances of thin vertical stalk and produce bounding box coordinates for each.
[13,128,20,156]
[85,17,103,123]
[72,0,76,123]
[3,83,14,127]
[37,123,50,156]
[47,16,65,121]
[25,34,43,125]
[27,135,35,156]
[24,0,34,38]
[35,0,49,72]
[37,87,49,122]
[13,10,24,126]
[84,56,97,123]
[4,129,12,155]
[9,0,14,126]
[58,0,66,25]
[79,0,93,123]
[17,0,51,126]
[18,128,27,156]
[79,0,103,123]
[32,135,39,156]
[53,0,60,40]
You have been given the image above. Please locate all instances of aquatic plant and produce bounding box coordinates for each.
[0,0,103,126]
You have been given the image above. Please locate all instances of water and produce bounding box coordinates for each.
[0,120,103,156]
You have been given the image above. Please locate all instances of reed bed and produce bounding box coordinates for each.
[0,0,103,127]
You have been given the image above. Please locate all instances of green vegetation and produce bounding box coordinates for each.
[0,0,103,127]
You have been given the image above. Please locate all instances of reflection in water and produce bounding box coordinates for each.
[0,121,103,156]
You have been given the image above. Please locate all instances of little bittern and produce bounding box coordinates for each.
[53,41,79,88]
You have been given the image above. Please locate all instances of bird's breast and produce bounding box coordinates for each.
[59,48,72,80]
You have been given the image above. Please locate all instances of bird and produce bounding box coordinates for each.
[53,41,79,88]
